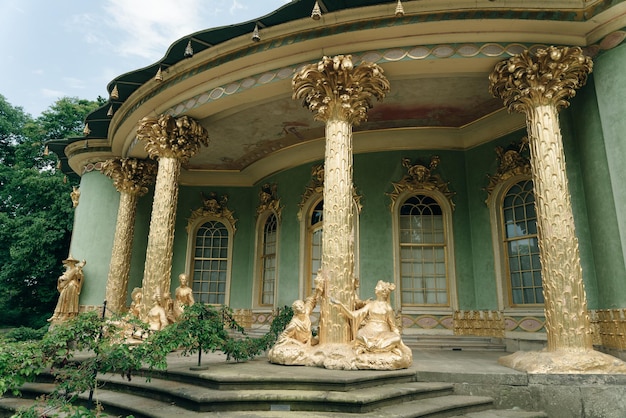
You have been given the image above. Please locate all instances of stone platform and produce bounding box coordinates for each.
[1,347,625,417]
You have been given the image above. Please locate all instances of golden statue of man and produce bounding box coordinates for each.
[48,256,86,324]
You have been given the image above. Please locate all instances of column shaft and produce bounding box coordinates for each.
[526,105,592,351]
[141,156,181,311]
[105,191,138,314]
[319,117,354,344]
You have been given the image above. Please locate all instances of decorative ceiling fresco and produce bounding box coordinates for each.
[185,76,502,171]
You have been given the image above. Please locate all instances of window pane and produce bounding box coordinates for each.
[503,180,542,306]
[260,214,278,306]
[192,220,229,305]
[399,195,448,307]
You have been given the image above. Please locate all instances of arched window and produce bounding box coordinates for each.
[191,220,230,304]
[300,197,360,298]
[258,213,278,306]
[307,199,324,296]
[501,179,543,306]
[398,194,449,307]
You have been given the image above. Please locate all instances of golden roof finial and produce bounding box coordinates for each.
[83,123,91,136]
[252,24,261,42]
[184,40,193,58]
[311,1,322,20]
[110,84,119,100]
[155,66,163,82]
[395,0,405,17]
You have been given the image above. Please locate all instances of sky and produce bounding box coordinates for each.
[0,0,291,118]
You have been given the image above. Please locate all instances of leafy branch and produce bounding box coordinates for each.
[0,304,293,417]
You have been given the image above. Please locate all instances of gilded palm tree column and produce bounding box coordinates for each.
[293,55,389,344]
[490,46,626,373]
[102,158,157,315]
[137,115,209,317]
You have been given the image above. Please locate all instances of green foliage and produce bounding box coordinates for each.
[221,305,293,362]
[149,304,241,366]
[0,305,293,416]
[0,340,45,396]
[0,94,30,166]
[0,95,102,328]
[28,97,106,143]
[2,326,48,342]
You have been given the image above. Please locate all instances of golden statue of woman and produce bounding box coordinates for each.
[147,292,169,331]
[128,287,143,318]
[173,273,195,321]
[332,280,412,369]
[268,276,324,365]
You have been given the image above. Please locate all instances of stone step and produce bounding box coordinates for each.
[1,389,494,418]
[140,363,418,391]
[450,409,549,418]
[403,336,506,351]
[54,376,456,413]
[102,375,456,413]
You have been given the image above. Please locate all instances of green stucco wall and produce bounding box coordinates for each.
[261,163,321,306]
[465,131,526,310]
[561,108,599,309]
[71,170,119,307]
[166,148,509,311]
[581,44,626,307]
[171,185,256,308]
[257,150,486,309]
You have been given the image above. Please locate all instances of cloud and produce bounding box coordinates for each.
[41,88,65,99]
[63,77,87,90]
[102,0,209,60]
[229,0,246,15]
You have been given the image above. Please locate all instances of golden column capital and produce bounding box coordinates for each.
[489,46,593,114]
[101,158,157,196]
[137,114,209,163]
[293,55,390,125]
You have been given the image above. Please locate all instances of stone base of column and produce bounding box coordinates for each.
[499,349,626,374]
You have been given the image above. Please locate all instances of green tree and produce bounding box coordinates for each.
[0,95,102,327]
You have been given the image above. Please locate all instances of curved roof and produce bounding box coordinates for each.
[52,0,626,181]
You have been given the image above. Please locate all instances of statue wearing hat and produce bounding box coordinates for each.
[48,255,86,324]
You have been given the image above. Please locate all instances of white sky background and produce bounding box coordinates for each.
[0,0,291,117]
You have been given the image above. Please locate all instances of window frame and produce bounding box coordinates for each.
[299,195,360,299]
[185,216,235,306]
[392,189,457,313]
[489,175,544,312]
[253,210,280,308]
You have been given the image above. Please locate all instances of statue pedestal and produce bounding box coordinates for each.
[268,342,412,371]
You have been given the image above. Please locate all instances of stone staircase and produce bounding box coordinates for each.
[0,361,545,418]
